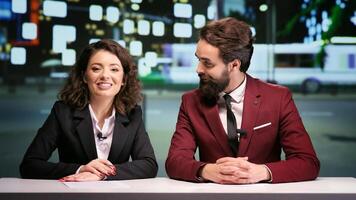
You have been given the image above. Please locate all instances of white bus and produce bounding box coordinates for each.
[249,43,356,93]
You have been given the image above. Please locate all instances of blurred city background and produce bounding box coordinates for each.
[0,0,355,178]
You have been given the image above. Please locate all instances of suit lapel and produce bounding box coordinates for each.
[240,75,261,156]
[74,107,97,160]
[200,95,233,156]
[108,113,130,161]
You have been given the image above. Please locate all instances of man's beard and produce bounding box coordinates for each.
[198,71,229,106]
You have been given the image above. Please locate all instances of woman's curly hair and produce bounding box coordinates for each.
[58,39,142,115]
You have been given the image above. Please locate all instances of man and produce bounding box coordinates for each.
[165,17,320,184]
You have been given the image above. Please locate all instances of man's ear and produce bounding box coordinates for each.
[229,59,241,71]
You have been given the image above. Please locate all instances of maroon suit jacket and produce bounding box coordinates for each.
[166,75,320,183]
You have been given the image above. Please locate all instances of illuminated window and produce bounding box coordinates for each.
[131,4,140,11]
[152,21,164,36]
[138,20,150,36]
[89,38,100,44]
[89,5,103,21]
[174,3,192,18]
[207,5,217,20]
[129,41,142,56]
[43,0,67,18]
[173,23,192,38]
[106,6,120,23]
[62,49,76,66]
[123,19,135,34]
[50,72,68,79]
[10,47,26,65]
[0,5,11,19]
[322,18,331,32]
[145,51,157,67]
[259,4,268,12]
[22,23,37,40]
[194,14,206,29]
[309,26,316,36]
[117,40,126,48]
[250,27,256,37]
[53,25,76,53]
[138,58,151,77]
[11,0,27,14]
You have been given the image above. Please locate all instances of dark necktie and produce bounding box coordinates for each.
[224,94,238,156]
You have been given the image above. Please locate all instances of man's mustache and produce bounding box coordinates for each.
[199,74,213,83]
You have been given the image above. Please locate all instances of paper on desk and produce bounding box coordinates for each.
[63,181,131,189]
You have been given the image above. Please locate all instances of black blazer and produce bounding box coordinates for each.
[20,101,158,180]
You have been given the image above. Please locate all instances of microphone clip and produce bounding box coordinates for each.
[236,129,247,142]
[97,132,107,141]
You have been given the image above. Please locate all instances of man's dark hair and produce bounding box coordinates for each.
[199,17,255,72]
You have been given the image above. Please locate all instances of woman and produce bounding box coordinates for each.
[20,39,158,181]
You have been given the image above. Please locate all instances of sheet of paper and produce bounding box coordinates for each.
[63,181,131,189]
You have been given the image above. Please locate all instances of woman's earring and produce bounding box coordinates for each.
[83,77,87,83]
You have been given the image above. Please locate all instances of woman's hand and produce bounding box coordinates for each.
[59,172,102,182]
[79,159,116,177]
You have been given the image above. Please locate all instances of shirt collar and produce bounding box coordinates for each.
[219,74,247,103]
[88,104,116,125]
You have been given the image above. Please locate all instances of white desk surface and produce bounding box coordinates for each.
[1,177,356,193]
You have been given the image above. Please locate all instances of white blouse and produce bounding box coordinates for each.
[88,104,116,160]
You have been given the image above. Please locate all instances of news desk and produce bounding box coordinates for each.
[1,177,356,200]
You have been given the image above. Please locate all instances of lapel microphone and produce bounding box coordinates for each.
[97,132,107,141]
[227,129,247,156]
[236,129,247,142]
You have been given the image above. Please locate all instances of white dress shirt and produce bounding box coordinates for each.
[218,75,247,135]
[217,75,273,181]
[88,104,115,160]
